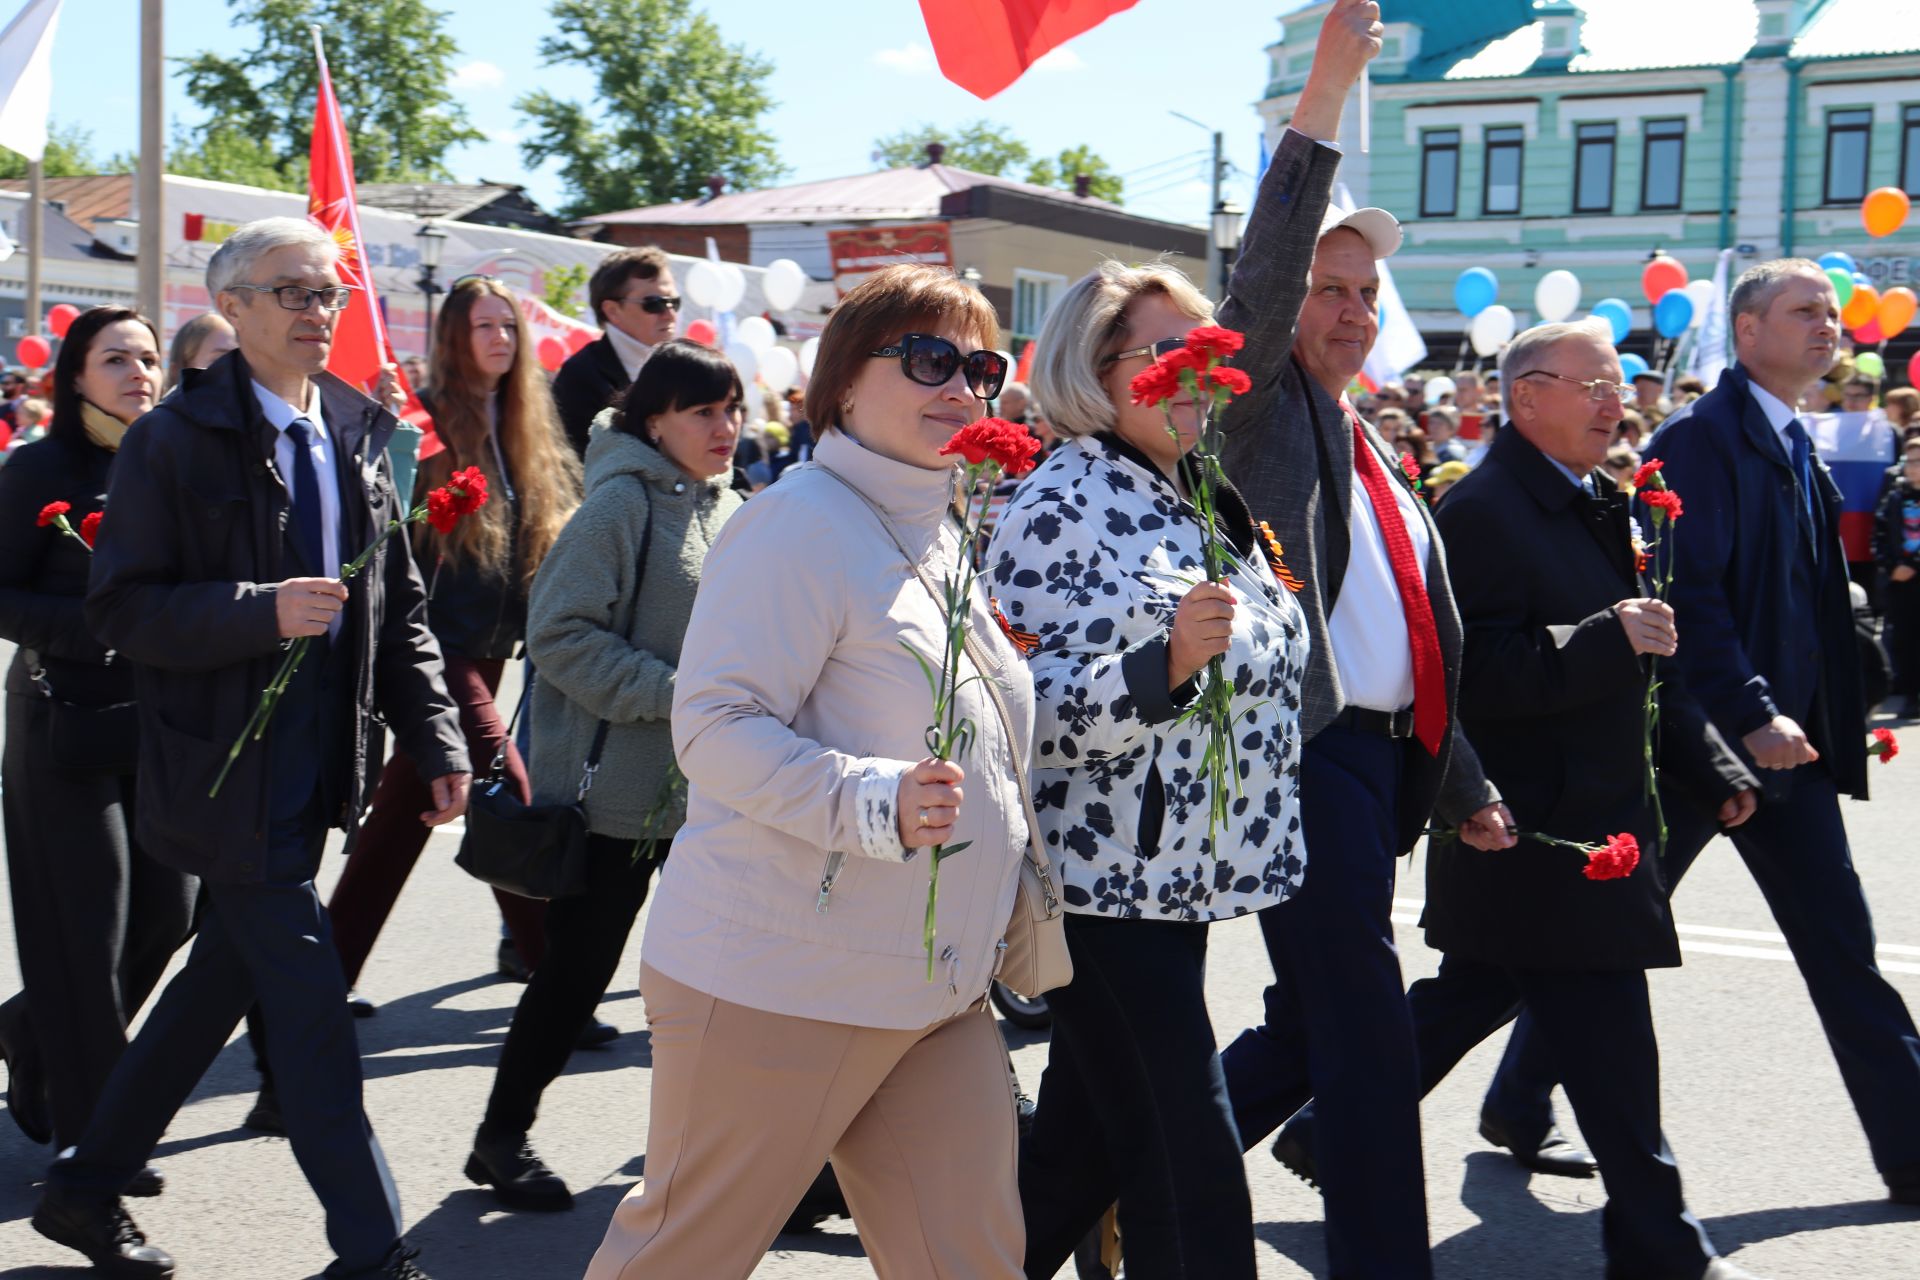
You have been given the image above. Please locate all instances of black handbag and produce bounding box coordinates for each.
[454,505,652,900]
[29,653,138,775]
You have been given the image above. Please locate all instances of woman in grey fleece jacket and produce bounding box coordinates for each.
[465,338,745,1211]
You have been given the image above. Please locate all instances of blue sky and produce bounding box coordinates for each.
[45,0,1312,226]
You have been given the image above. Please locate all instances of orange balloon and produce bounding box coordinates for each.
[1877,286,1918,338]
[1863,187,1912,238]
[1842,281,1880,330]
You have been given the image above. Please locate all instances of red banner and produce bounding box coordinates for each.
[920,0,1138,99]
[826,222,954,297]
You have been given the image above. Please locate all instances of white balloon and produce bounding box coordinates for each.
[759,345,799,393]
[1683,278,1715,329]
[735,315,776,354]
[1469,304,1517,357]
[712,262,747,313]
[1423,375,1457,403]
[762,258,807,312]
[1533,270,1582,323]
[684,260,723,309]
[799,336,820,377]
[724,340,758,387]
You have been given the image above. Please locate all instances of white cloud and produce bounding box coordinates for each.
[1031,46,1084,72]
[451,60,506,90]
[871,42,935,73]
[488,126,523,147]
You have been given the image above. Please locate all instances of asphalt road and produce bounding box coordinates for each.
[1,671,1916,1279]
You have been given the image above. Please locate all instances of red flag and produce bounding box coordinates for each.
[1014,339,1036,384]
[919,0,1138,100]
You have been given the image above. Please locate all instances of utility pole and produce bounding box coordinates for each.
[24,158,40,337]
[138,0,164,331]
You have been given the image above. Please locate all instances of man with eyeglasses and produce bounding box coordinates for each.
[553,245,680,456]
[1277,320,1767,1279]
[33,217,469,1280]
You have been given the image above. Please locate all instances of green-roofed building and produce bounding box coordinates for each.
[1255,0,1920,378]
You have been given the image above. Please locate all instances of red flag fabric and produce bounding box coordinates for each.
[919,0,1138,99]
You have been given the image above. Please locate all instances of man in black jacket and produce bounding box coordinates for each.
[552,245,678,456]
[33,217,470,1279]
[1282,320,1765,1279]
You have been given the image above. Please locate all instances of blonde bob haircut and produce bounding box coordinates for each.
[1032,260,1213,439]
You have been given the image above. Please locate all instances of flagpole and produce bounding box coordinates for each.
[137,0,162,330]
[24,156,39,337]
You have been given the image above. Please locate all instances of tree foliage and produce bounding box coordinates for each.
[1027,144,1124,203]
[175,0,482,186]
[517,0,785,219]
[0,121,133,178]
[542,262,590,318]
[873,122,1123,202]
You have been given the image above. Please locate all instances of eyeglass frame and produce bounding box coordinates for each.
[224,283,356,313]
[870,332,1009,401]
[616,290,683,315]
[1516,369,1636,404]
[1099,337,1188,368]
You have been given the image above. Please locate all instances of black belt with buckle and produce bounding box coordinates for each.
[1331,705,1416,738]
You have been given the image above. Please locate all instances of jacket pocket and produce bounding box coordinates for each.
[183,482,255,578]
[141,709,249,846]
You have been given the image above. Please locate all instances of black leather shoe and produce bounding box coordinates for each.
[465,1129,573,1212]
[244,1088,286,1136]
[496,939,531,982]
[32,1190,174,1277]
[574,1018,620,1050]
[377,1244,433,1279]
[1272,1120,1321,1192]
[1479,1107,1598,1177]
[1889,1180,1920,1207]
[347,989,377,1018]
[0,1000,51,1145]
[125,1166,165,1198]
[781,1163,849,1233]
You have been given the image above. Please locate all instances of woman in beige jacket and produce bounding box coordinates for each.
[586,264,1035,1280]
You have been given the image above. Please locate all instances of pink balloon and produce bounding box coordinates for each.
[537,337,567,371]
[47,303,79,338]
[16,335,50,368]
[685,319,718,346]
[1852,316,1885,345]
[1909,349,1920,388]
[564,327,592,355]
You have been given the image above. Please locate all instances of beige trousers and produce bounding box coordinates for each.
[585,964,1024,1280]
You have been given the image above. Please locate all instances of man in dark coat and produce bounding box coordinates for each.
[1279,321,1766,1280]
[1213,5,1513,1274]
[1484,258,1920,1211]
[33,217,470,1279]
[552,245,679,456]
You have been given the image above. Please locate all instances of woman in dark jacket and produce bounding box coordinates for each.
[0,307,194,1186]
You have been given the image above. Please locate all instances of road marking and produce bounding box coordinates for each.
[1390,898,1920,977]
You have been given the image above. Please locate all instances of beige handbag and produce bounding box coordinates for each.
[816,464,1072,999]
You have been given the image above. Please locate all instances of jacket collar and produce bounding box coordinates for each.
[177,350,394,464]
[1718,365,1796,473]
[1492,422,1595,515]
[812,426,958,529]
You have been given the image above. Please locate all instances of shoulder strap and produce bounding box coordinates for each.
[814,464,1056,905]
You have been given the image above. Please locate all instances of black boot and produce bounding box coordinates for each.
[244,1087,285,1136]
[465,1127,573,1212]
[781,1163,850,1233]
[32,1188,175,1277]
[0,997,51,1145]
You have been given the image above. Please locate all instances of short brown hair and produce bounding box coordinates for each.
[803,264,1000,434]
[590,246,671,325]
[1884,386,1920,427]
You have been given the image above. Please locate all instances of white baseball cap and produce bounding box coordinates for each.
[1318,204,1403,260]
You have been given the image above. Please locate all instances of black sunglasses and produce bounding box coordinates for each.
[624,292,682,315]
[871,333,1008,400]
[1100,336,1188,367]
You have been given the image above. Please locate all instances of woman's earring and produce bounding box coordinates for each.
[840,400,853,415]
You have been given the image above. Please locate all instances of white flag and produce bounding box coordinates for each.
[1688,247,1735,386]
[0,0,60,163]
[1333,183,1428,384]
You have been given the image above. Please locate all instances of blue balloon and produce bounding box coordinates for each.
[1454,267,1499,318]
[1619,353,1651,382]
[1819,251,1856,274]
[1591,297,1634,345]
[1853,271,1873,289]
[1654,290,1694,338]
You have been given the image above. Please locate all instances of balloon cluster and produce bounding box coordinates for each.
[679,257,815,394]
[13,303,83,369]
[1818,248,1915,349]
[1452,251,1710,369]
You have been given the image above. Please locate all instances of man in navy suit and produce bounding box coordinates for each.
[1484,258,1920,1209]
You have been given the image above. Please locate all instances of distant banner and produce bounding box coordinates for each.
[827,222,953,296]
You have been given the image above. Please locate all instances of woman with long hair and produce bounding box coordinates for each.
[0,307,193,1194]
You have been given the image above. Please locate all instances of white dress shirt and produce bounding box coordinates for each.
[604,321,655,384]
[1328,403,1432,712]
[1745,378,1802,455]
[253,382,344,634]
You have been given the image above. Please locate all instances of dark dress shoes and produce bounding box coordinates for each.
[376,1244,433,1279]
[496,938,532,982]
[1272,1121,1320,1191]
[575,1018,620,1049]
[32,1189,175,1277]
[465,1128,573,1211]
[0,1001,52,1145]
[1479,1106,1599,1177]
[781,1163,850,1233]
[125,1165,165,1197]
[347,989,378,1018]
[1889,1179,1920,1207]
[244,1088,286,1136]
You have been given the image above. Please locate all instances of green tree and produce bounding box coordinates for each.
[518,0,785,219]
[175,0,483,186]
[1027,144,1124,203]
[166,122,304,192]
[0,120,133,178]
[542,262,589,318]
[872,120,1032,175]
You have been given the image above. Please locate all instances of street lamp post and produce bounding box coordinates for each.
[415,220,449,356]
[1211,200,1245,301]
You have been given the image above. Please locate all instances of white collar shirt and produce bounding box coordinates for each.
[604,321,655,385]
[1746,378,1802,455]
[253,380,344,634]
[1328,399,1432,712]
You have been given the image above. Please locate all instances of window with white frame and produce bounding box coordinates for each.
[1012,269,1067,345]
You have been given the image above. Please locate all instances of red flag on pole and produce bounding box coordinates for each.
[918,0,1138,100]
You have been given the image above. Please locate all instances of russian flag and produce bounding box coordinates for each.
[1808,411,1898,561]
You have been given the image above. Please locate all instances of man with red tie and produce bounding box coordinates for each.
[1212,4,1516,1275]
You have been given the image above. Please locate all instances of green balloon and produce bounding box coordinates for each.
[1827,266,1855,306]
[1855,351,1886,379]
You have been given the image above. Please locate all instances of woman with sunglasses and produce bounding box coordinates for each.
[586,264,1032,1279]
[985,261,1310,1279]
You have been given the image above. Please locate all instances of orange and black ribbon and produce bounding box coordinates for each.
[989,597,1040,657]
[1258,522,1305,594]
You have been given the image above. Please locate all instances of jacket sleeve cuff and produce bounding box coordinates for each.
[1120,632,1196,726]
[854,759,916,864]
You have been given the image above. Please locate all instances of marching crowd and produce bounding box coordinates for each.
[2,3,1917,1279]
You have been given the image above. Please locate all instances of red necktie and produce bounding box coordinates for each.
[1349,413,1447,756]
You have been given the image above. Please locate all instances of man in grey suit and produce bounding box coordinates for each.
[1212,4,1521,1275]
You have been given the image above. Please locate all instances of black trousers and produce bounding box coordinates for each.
[1885,575,1920,697]
[1019,912,1255,1280]
[480,833,662,1137]
[1,691,196,1143]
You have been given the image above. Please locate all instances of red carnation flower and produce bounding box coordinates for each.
[1198,366,1252,398]
[1399,452,1422,485]
[79,511,101,547]
[1631,459,1665,490]
[447,465,489,516]
[425,487,460,534]
[1870,727,1899,764]
[1127,347,1206,407]
[1583,832,1641,882]
[36,500,70,527]
[939,417,1042,477]
[1182,325,1245,359]
[1642,489,1683,522]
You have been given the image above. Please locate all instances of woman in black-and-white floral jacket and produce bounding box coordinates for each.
[986,260,1308,1280]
